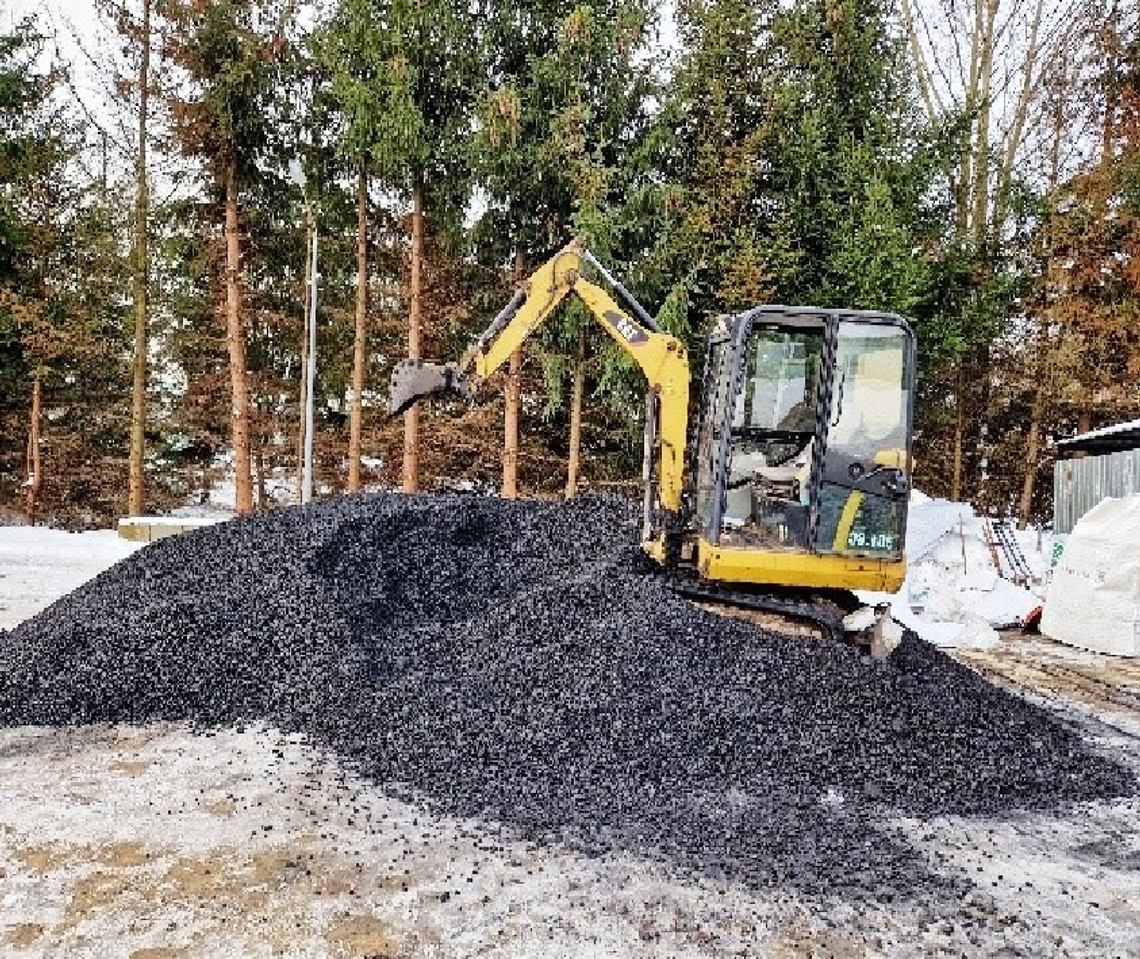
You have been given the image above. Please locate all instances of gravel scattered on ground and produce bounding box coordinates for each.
[0,493,1132,898]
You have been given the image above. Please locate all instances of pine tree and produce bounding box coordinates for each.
[0,18,132,523]
[320,0,479,494]
[648,0,789,329]
[160,0,298,515]
[473,0,579,497]
[0,20,62,431]
[473,1,661,495]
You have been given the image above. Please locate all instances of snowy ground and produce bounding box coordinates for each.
[3,522,1140,956]
[3,714,1136,959]
[857,493,1053,650]
[0,527,143,631]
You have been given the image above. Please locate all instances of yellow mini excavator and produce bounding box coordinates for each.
[389,240,915,647]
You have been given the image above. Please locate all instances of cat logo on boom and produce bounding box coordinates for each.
[605,310,648,345]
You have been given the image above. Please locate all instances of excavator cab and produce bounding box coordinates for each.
[689,309,913,592]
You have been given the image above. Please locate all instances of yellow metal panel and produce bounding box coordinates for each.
[695,538,906,592]
[874,448,911,469]
[473,247,580,376]
[573,282,689,513]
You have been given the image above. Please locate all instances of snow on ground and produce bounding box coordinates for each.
[858,492,1046,650]
[0,722,847,958]
[0,528,144,631]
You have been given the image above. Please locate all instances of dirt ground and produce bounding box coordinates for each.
[3,542,1140,957]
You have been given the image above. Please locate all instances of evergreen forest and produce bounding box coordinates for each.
[1,0,1137,528]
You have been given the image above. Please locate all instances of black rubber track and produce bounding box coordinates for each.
[0,493,1133,897]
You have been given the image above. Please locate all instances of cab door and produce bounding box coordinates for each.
[813,317,914,559]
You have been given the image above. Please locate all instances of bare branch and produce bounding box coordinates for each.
[918,0,961,105]
[899,0,944,119]
[992,0,1045,230]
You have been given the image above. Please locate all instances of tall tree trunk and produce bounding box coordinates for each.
[1017,348,1048,529]
[565,324,586,499]
[955,0,984,236]
[224,156,253,516]
[898,0,940,120]
[402,181,425,493]
[952,363,964,501]
[993,0,1045,231]
[24,375,41,525]
[970,0,998,246]
[1019,83,1068,530]
[296,214,311,503]
[255,407,267,509]
[348,163,368,492]
[502,246,525,499]
[1102,1,1120,170]
[127,0,150,518]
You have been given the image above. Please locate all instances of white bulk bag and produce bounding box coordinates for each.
[1041,495,1140,656]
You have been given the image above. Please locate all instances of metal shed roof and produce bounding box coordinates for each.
[1056,418,1140,455]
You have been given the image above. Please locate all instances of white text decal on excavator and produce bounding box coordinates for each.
[604,310,649,345]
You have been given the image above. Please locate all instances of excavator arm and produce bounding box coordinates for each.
[388,240,690,517]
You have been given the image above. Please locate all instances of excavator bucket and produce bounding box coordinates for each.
[388,359,473,417]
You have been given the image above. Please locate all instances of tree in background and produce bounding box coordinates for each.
[0,17,133,524]
[766,0,937,314]
[473,0,569,498]
[472,0,660,496]
[0,21,62,475]
[653,0,941,341]
[647,0,791,330]
[1039,14,1140,430]
[159,0,298,515]
[544,1,662,493]
[972,4,1140,525]
[315,1,384,494]
[319,0,479,494]
[897,0,1097,502]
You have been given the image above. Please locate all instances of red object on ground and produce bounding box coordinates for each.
[1022,605,1043,633]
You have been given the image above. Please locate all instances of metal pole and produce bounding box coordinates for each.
[302,213,318,504]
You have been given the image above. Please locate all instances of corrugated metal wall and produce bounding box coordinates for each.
[1053,449,1140,533]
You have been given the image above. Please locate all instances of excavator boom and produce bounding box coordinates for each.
[386,241,916,652]
[387,240,690,518]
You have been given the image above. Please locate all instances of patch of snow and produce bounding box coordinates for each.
[859,491,1045,648]
[0,526,145,630]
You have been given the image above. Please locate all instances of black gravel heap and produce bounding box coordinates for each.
[0,494,1132,895]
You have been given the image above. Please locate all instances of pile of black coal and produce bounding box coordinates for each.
[0,494,1132,893]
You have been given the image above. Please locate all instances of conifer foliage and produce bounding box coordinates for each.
[0,1,1137,524]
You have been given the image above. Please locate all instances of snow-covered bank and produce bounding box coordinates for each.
[0,527,144,630]
[859,492,1044,649]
